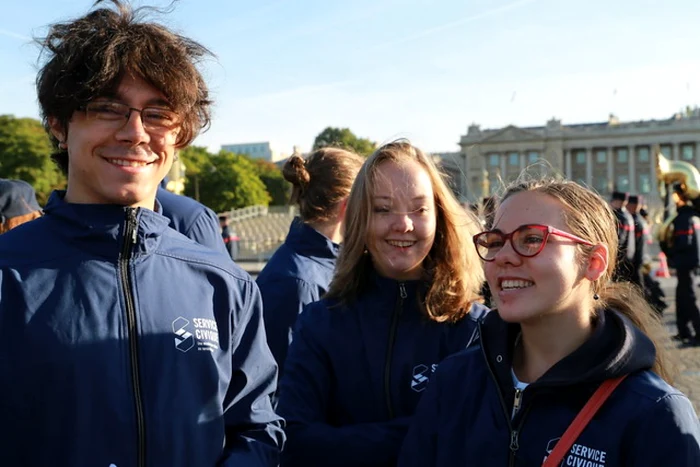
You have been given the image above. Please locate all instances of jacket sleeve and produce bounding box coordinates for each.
[396,363,441,467]
[624,394,700,466]
[258,277,319,376]
[218,281,285,467]
[277,310,411,467]
[188,207,229,257]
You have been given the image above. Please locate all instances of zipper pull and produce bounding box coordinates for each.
[127,208,138,244]
[511,387,523,419]
[399,283,407,299]
[510,430,519,452]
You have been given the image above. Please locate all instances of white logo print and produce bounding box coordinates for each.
[172,317,195,352]
[411,364,430,392]
[543,438,608,467]
[172,316,220,353]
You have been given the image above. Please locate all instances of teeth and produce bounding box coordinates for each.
[387,240,415,248]
[108,159,149,167]
[501,280,534,290]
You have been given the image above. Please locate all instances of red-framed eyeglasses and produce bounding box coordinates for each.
[473,224,593,262]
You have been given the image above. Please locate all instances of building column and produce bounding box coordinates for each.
[607,147,614,192]
[500,154,507,184]
[650,147,657,203]
[585,148,593,187]
[520,152,526,172]
[628,146,636,193]
[673,143,680,161]
[564,149,572,179]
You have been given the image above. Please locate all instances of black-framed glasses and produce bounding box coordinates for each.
[473,224,593,262]
[82,101,180,132]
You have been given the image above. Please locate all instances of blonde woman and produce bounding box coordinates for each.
[277,140,487,466]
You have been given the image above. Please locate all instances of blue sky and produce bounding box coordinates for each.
[2,0,699,154]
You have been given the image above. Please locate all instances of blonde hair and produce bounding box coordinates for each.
[282,147,364,223]
[325,140,484,322]
[499,176,674,383]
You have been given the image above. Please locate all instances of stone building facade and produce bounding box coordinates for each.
[457,111,700,206]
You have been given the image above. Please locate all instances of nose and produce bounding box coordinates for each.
[391,212,414,232]
[492,238,521,267]
[115,109,150,144]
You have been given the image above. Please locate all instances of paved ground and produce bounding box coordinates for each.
[656,276,700,414]
[239,261,699,415]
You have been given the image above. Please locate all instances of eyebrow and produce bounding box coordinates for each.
[372,195,430,201]
[97,92,172,108]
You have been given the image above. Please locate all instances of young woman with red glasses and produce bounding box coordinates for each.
[399,178,700,467]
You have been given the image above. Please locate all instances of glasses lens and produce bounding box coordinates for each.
[475,231,505,260]
[512,226,546,257]
[86,102,126,121]
[142,108,179,130]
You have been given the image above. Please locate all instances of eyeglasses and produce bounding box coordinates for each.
[473,224,593,262]
[81,101,180,133]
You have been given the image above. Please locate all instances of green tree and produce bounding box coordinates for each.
[254,159,290,206]
[0,115,65,204]
[188,150,270,212]
[180,145,215,201]
[312,127,376,157]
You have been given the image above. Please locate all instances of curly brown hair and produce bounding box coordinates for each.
[35,0,213,174]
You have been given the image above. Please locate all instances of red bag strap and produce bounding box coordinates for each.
[542,374,628,467]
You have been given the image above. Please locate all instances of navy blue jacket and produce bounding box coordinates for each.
[399,309,700,467]
[613,207,636,262]
[156,186,228,256]
[277,272,488,467]
[257,217,340,376]
[0,191,284,467]
[670,205,700,270]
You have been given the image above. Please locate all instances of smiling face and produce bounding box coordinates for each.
[50,74,180,209]
[485,191,593,324]
[367,159,436,281]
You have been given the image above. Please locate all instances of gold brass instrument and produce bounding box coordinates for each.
[655,147,700,248]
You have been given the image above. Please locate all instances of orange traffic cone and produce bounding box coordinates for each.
[655,252,670,278]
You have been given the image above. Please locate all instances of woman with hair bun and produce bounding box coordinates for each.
[257,147,364,379]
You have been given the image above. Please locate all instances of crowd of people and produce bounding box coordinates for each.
[0,1,699,466]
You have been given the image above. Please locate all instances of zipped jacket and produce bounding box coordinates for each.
[257,217,340,377]
[398,309,700,467]
[669,204,700,270]
[0,192,284,467]
[277,271,488,467]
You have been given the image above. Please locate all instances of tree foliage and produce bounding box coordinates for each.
[254,159,290,206]
[183,149,270,212]
[312,127,376,157]
[0,115,66,205]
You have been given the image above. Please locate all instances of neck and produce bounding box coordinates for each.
[512,306,594,383]
[308,218,343,244]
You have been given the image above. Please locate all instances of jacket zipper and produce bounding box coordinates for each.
[383,282,406,420]
[120,208,146,467]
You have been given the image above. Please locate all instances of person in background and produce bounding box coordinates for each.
[277,140,488,467]
[0,178,43,234]
[610,191,636,282]
[626,194,647,288]
[399,177,700,467]
[256,147,364,380]
[157,185,230,254]
[219,214,240,261]
[0,1,283,465]
[667,183,700,345]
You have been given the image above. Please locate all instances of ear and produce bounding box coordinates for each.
[337,197,349,221]
[48,117,66,143]
[584,244,608,282]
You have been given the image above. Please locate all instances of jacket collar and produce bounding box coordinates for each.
[479,307,656,392]
[43,190,172,258]
[285,217,340,259]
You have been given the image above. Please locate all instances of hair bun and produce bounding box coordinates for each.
[283,154,310,188]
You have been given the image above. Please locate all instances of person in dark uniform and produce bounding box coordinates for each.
[219,215,240,261]
[668,184,700,345]
[610,191,635,282]
[626,195,647,288]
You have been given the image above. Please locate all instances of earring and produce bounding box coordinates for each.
[58,141,67,150]
[363,247,368,255]
[174,153,179,161]
[593,293,600,300]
